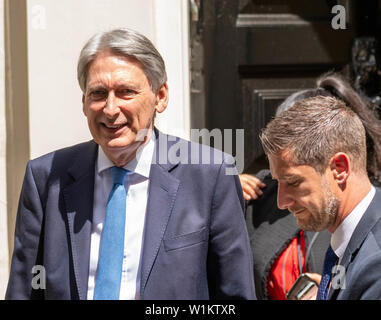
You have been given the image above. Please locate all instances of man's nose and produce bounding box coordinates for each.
[103,92,120,118]
[277,183,295,210]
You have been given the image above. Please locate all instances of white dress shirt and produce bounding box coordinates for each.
[87,135,155,300]
[331,186,376,264]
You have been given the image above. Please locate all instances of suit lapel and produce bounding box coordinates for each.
[328,189,381,299]
[140,130,180,297]
[61,132,181,299]
[63,141,98,300]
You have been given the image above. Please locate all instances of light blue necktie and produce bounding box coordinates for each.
[94,166,128,300]
[316,245,338,300]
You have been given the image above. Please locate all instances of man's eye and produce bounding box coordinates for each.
[287,180,301,187]
[118,88,136,96]
[89,90,107,100]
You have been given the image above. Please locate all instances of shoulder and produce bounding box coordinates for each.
[156,131,235,169]
[29,140,96,167]
[26,140,97,182]
[338,217,381,299]
[372,187,381,205]
[367,188,381,243]
[349,191,381,270]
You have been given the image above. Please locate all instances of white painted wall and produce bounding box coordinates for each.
[27,0,190,159]
[0,0,9,300]
[153,0,190,140]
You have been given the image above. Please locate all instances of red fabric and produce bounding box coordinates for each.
[266,230,307,300]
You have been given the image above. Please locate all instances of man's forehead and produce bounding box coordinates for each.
[268,149,293,168]
[268,150,311,180]
[86,52,148,89]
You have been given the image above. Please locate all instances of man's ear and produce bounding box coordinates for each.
[82,94,87,116]
[329,152,351,185]
[154,83,169,114]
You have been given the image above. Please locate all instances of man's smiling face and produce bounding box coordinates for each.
[268,150,340,232]
[82,50,167,165]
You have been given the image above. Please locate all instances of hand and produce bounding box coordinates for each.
[304,272,321,286]
[303,273,322,300]
[238,174,266,201]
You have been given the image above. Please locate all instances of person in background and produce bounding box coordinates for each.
[259,88,381,299]
[240,72,381,299]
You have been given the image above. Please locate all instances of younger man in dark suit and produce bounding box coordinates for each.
[260,95,381,299]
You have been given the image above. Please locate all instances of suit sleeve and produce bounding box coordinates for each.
[207,155,256,299]
[5,161,45,300]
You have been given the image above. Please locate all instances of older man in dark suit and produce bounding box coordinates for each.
[5,28,255,300]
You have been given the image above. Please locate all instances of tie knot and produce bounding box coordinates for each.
[109,166,128,185]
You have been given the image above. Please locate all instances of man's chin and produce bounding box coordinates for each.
[296,217,327,232]
[105,143,131,150]
[101,142,141,166]
[103,137,137,150]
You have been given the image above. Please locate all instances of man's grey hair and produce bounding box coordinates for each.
[77,28,167,93]
[260,95,367,174]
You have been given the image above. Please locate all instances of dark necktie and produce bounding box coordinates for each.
[316,245,338,300]
[94,166,128,300]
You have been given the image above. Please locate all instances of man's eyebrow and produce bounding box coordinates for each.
[278,174,302,181]
[87,84,106,90]
[116,83,140,90]
[87,82,140,91]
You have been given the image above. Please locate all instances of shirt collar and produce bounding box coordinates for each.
[331,186,376,259]
[97,133,155,179]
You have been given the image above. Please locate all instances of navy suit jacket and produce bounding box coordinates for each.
[329,188,381,300]
[6,130,255,300]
